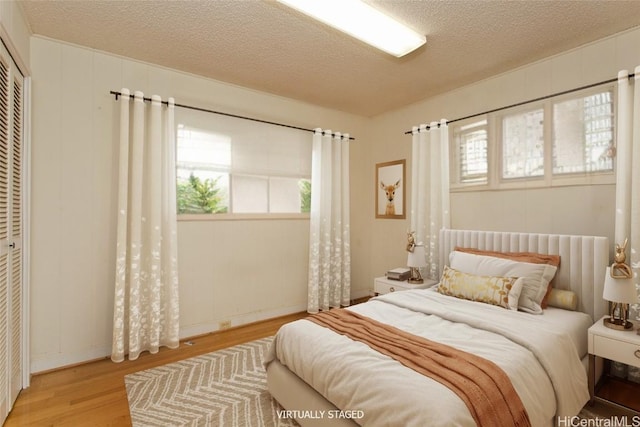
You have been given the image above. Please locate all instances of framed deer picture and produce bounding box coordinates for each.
[376,159,406,219]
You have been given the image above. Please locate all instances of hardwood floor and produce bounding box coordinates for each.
[7,306,635,426]
[5,312,308,426]
[595,375,640,413]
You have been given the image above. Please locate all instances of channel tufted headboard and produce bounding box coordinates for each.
[439,229,610,321]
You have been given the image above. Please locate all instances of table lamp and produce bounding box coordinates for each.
[603,266,636,330]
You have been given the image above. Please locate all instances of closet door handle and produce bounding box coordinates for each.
[8,243,15,249]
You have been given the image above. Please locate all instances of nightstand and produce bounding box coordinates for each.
[588,316,640,411]
[373,276,437,295]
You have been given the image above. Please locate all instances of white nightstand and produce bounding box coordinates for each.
[373,276,437,295]
[588,316,640,410]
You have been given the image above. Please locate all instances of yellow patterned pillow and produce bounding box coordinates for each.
[437,265,524,309]
[546,289,578,311]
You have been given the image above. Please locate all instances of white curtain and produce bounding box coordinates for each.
[307,129,351,313]
[112,89,180,362]
[615,68,640,321]
[410,120,450,280]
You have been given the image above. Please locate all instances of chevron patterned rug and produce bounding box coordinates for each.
[126,336,607,426]
[125,336,298,427]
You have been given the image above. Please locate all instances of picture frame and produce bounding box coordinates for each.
[375,159,406,219]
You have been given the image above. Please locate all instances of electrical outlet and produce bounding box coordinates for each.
[219,320,231,330]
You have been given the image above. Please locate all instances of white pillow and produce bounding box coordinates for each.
[449,251,558,314]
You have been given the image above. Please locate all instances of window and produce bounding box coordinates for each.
[175,109,312,216]
[552,90,614,174]
[177,127,230,214]
[453,119,488,184]
[451,86,615,190]
[501,108,544,179]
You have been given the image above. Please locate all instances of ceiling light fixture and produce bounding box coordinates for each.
[277,0,426,57]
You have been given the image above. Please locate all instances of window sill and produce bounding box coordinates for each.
[451,173,615,193]
[177,213,310,222]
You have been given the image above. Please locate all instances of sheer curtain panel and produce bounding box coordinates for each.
[410,120,450,280]
[308,129,351,313]
[614,68,640,322]
[112,89,180,362]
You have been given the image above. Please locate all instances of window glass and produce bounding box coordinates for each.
[176,126,230,214]
[455,119,488,183]
[269,177,306,213]
[232,175,268,213]
[502,108,544,179]
[553,90,614,174]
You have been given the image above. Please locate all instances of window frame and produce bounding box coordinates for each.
[450,115,491,187]
[450,84,616,193]
[175,123,312,221]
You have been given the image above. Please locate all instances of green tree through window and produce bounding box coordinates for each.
[299,179,311,213]
[177,174,228,214]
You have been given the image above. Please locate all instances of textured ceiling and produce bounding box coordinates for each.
[18,0,640,117]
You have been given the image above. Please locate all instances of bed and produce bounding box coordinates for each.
[265,229,609,426]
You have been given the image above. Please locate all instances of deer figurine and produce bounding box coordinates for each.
[380,179,401,216]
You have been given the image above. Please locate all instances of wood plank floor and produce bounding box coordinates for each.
[6,307,636,426]
[5,311,308,426]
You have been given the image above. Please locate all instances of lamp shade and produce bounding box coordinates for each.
[407,245,427,268]
[603,266,637,303]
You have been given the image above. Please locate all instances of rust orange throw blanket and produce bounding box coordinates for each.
[307,309,531,427]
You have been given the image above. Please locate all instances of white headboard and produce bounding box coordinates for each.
[439,229,609,321]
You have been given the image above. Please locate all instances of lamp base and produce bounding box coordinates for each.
[603,316,634,331]
[408,267,423,284]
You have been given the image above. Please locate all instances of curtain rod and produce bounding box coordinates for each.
[404,72,636,134]
[109,90,355,141]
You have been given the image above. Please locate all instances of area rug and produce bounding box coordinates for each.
[126,336,605,426]
[125,336,298,427]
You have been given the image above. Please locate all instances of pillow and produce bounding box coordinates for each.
[546,289,578,311]
[437,265,524,310]
[454,247,561,308]
[449,251,558,314]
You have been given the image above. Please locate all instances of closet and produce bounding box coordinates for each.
[0,40,24,423]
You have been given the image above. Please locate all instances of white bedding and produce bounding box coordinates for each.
[535,305,593,358]
[265,289,591,427]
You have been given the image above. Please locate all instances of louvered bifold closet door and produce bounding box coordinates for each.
[0,46,10,422]
[0,40,24,423]
[9,68,22,407]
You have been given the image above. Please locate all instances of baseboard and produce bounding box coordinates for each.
[30,291,369,375]
[31,346,112,375]
[179,304,308,339]
[350,288,371,301]
[180,290,370,338]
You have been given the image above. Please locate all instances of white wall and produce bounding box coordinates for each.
[367,27,640,279]
[29,23,640,373]
[29,36,371,372]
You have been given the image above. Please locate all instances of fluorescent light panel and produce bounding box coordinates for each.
[278,0,426,57]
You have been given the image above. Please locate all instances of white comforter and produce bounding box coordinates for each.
[266,289,591,427]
